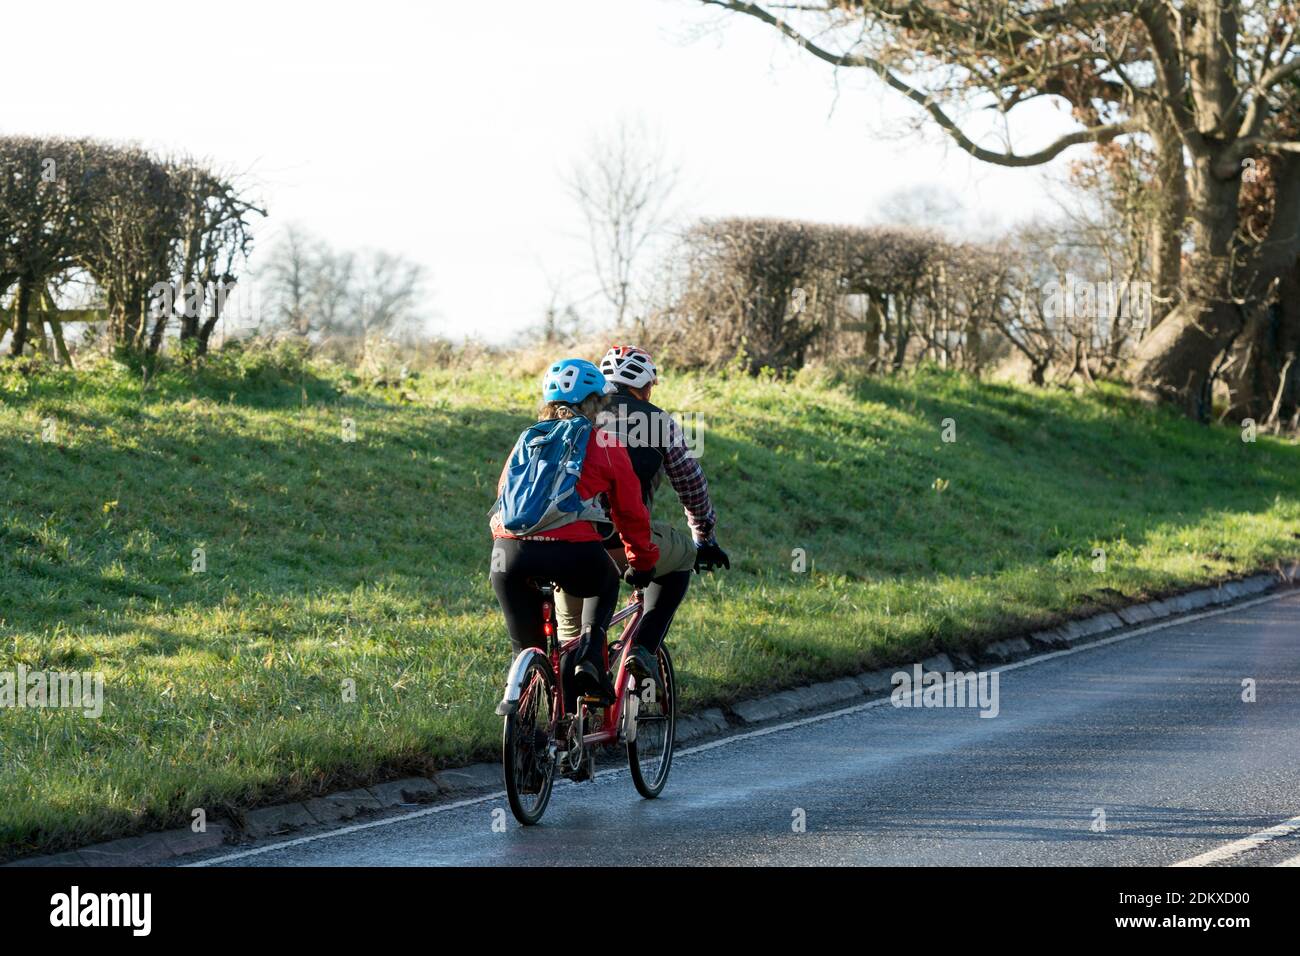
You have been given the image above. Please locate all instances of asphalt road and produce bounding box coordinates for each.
[193,590,1300,867]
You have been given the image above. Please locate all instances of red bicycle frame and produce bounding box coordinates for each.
[540,588,645,748]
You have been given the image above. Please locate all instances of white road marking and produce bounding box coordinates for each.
[1170,814,1300,867]
[192,589,1293,866]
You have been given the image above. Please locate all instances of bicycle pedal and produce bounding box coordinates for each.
[560,757,593,781]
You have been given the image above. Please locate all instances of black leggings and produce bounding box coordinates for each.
[490,538,619,653]
[637,570,691,654]
[574,557,691,654]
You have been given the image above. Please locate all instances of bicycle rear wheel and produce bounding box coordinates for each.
[502,654,558,825]
[627,644,676,798]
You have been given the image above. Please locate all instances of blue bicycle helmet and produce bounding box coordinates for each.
[542,358,614,403]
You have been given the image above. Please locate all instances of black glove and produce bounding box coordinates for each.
[694,541,730,573]
[623,565,655,588]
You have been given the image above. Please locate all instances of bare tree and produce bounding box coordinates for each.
[261,225,314,336]
[74,146,261,357]
[1,138,261,362]
[310,245,356,337]
[566,119,679,332]
[661,214,1139,382]
[148,157,261,357]
[78,146,181,353]
[257,230,430,356]
[0,138,100,357]
[699,0,1300,420]
[533,270,584,345]
[872,185,969,235]
[350,249,426,338]
[994,222,1115,385]
[667,218,965,374]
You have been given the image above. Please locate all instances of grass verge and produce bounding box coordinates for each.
[1,350,1297,857]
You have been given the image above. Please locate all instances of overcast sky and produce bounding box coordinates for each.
[3,0,1082,343]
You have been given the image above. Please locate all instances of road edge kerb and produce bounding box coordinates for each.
[8,563,1297,867]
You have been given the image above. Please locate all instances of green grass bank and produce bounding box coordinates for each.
[1,350,1297,857]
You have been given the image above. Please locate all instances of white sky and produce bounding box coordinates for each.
[2,0,1084,343]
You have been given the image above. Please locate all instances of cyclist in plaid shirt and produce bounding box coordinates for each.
[555,345,729,675]
[657,417,714,540]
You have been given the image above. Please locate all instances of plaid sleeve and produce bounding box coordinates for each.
[662,415,716,543]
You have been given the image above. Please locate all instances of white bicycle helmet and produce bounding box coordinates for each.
[600,344,658,390]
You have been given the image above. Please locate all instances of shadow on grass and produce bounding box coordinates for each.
[1,353,346,411]
[704,369,1298,580]
[0,401,531,645]
[3,367,1297,657]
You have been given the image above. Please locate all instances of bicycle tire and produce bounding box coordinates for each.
[627,644,676,798]
[502,654,558,825]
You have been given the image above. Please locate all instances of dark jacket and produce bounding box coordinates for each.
[595,387,716,546]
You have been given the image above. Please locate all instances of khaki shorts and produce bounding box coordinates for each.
[555,521,696,639]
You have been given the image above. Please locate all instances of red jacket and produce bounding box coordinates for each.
[491,431,660,571]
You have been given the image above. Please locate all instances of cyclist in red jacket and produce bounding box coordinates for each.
[555,345,728,679]
[490,358,659,702]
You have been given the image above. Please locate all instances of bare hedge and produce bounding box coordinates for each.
[649,216,1144,382]
[0,136,262,361]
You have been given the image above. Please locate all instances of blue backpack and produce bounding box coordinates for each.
[492,416,608,536]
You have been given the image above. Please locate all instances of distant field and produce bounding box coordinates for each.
[1,349,1297,858]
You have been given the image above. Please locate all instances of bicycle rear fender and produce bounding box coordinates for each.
[495,647,547,716]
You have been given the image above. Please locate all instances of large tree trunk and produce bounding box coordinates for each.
[1271,264,1300,424]
[49,315,74,368]
[890,292,913,371]
[1129,149,1243,419]
[1223,156,1300,421]
[862,295,885,373]
[195,279,233,356]
[1225,292,1300,424]
[1129,298,1240,419]
[8,277,33,357]
[147,308,169,355]
[118,298,144,351]
[1147,109,1187,327]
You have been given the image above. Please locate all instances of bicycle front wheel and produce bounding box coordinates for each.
[627,644,676,798]
[502,654,558,825]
